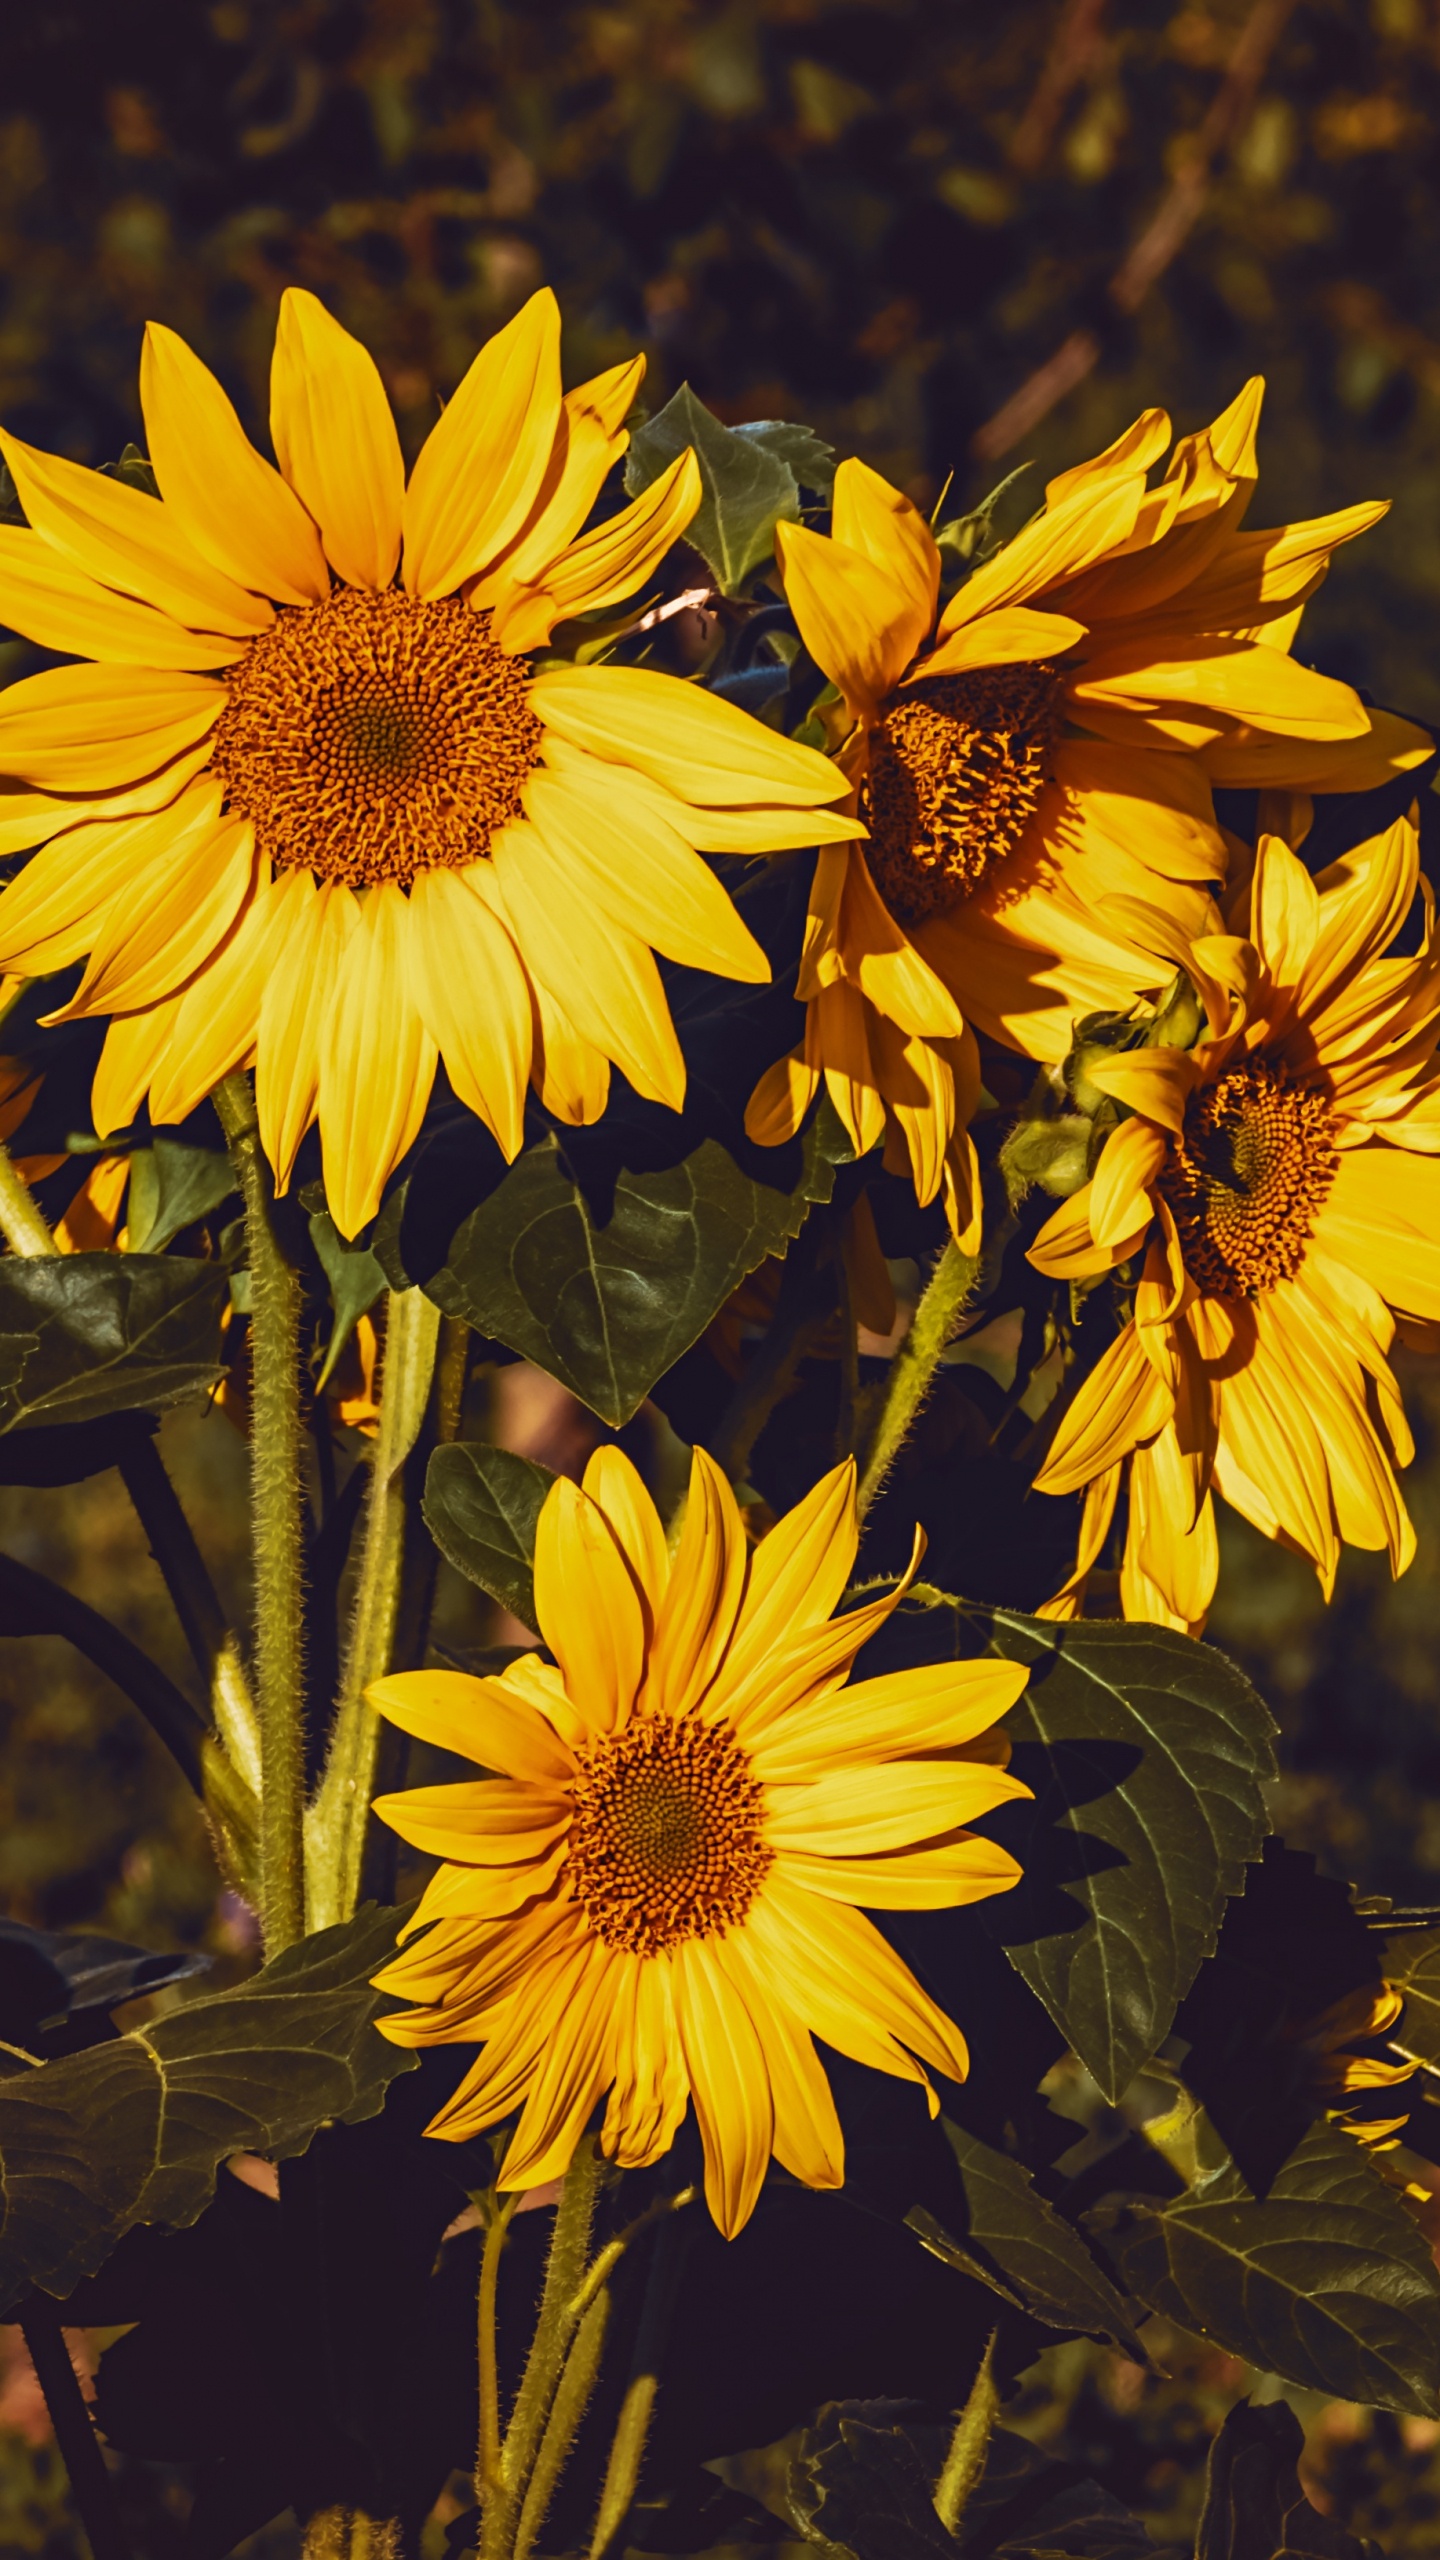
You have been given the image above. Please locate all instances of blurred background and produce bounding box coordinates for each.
[6,0,1440,2547]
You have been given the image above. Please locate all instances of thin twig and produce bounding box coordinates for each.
[19,2298,132,2560]
[1008,0,1109,173]
[973,0,1301,460]
[0,1551,206,1788]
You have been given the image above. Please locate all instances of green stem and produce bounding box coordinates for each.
[0,1132,54,1259]
[512,2290,610,2560]
[856,1240,979,1522]
[485,2140,607,2560]
[213,1073,307,1954]
[306,1284,441,1930]
[20,2298,132,2560]
[933,2327,999,2537]
[477,2191,521,2501]
[588,2206,694,2560]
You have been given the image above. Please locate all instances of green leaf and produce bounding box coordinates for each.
[310,1209,387,1391]
[790,2407,956,2560]
[124,1139,237,1256]
[1194,2399,1381,2560]
[906,2120,1148,2358]
[1096,2119,1440,2416]
[401,1107,850,1427]
[624,383,832,594]
[0,1904,413,2313]
[787,2410,1154,2560]
[0,1253,228,1433]
[1379,1924,1440,2065]
[423,1442,555,1630]
[870,1597,1277,2101]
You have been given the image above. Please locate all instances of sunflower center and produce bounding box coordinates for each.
[567,1712,771,1958]
[1157,1058,1338,1298]
[862,663,1062,927]
[211,588,543,889]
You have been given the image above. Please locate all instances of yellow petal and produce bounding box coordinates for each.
[1071,639,1371,742]
[520,765,768,982]
[140,320,329,607]
[750,1656,1027,1781]
[747,1878,970,2086]
[317,881,437,1237]
[775,517,925,719]
[90,993,187,1137]
[369,1668,573,1782]
[474,355,646,604]
[255,875,357,1193]
[837,845,964,1039]
[674,1938,774,2237]
[1202,708,1434,793]
[1036,1320,1171,1494]
[721,1930,845,2189]
[404,866,532,1160]
[722,1458,858,1697]
[370,1775,567,1862]
[402,288,563,599]
[764,1760,1030,1854]
[581,1446,669,1623]
[0,744,216,862]
[495,448,702,653]
[602,1952,690,2170]
[532,1475,646,1734]
[270,288,404,590]
[489,820,686,1111]
[527,966,611,1125]
[832,456,941,636]
[1089,1115,1168,1248]
[775,1837,1023,1909]
[0,663,223,792]
[0,525,247,671]
[1086,1049,1203,1135]
[913,605,1087,681]
[0,780,227,979]
[0,425,271,638]
[648,1448,747,1715]
[532,663,852,808]
[939,471,1145,635]
[745,1046,819,1146]
[147,882,289,1124]
[538,730,863,851]
[57,808,256,1019]
[1044,406,1171,507]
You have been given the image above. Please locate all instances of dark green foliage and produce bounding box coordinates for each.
[867,1597,1277,2098]
[1195,2400,1383,2560]
[0,1255,227,1433]
[909,2120,1148,2360]
[624,383,835,594]
[407,1111,851,1427]
[308,1209,386,1390]
[0,1905,412,2313]
[123,1142,236,1258]
[422,1441,554,1631]
[1097,2121,1440,2418]
[787,2405,1156,2559]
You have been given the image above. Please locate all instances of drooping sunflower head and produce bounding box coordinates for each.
[0,288,864,1236]
[368,1445,1030,2236]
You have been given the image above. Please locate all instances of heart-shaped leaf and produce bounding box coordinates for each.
[624,384,834,595]
[0,1903,412,2312]
[125,1139,236,1256]
[1096,2119,1440,2416]
[860,1596,1277,2099]
[0,1254,228,1433]
[413,1107,850,1427]
[423,1442,555,1630]
[1195,2398,1381,2559]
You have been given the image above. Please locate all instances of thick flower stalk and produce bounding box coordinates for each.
[749,380,1430,1231]
[1030,812,1440,1632]
[368,1447,1029,2237]
[0,288,861,1236]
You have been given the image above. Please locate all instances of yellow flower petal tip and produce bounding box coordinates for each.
[0,305,836,1237]
[370,1450,1027,2235]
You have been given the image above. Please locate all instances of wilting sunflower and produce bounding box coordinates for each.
[368,1446,1028,2236]
[0,290,861,1235]
[1029,812,1440,1633]
[748,383,1429,1211]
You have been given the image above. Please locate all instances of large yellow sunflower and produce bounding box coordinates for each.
[0,289,861,1234]
[747,383,1429,1227]
[1029,811,1440,1634]
[368,1446,1028,2237]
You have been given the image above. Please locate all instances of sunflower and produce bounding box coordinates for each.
[368,1446,1028,2236]
[0,290,861,1235]
[747,382,1429,1220]
[1029,810,1440,1634]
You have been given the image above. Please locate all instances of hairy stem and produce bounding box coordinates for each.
[0,1131,55,1258]
[213,1072,307,1953]
[856,1240,979,1522]
[485,2141,607,2560]
[306,1286,441,1930]
[934,2327,999,2536]
[477,2191,522,2502]
[20,2298,132,2560]
[512,2289,610,2560]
